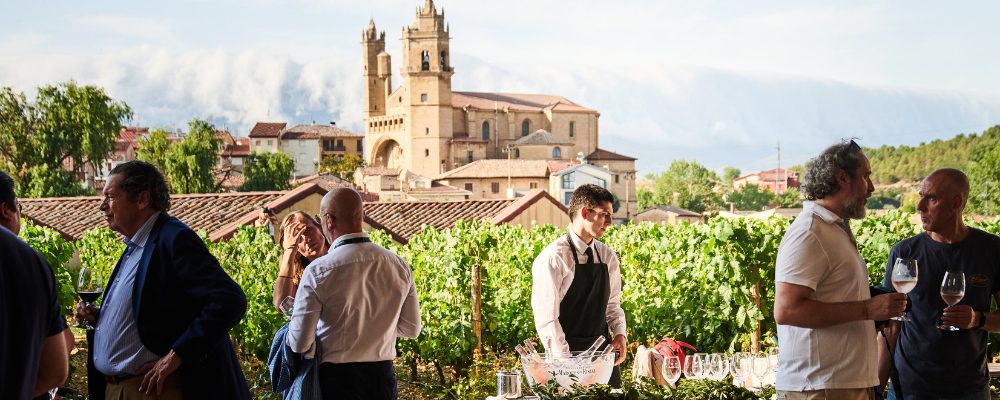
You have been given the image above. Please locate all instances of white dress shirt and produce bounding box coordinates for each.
[531,230,626,355]
[286,232,421,364]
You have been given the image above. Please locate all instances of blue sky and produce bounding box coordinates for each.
[2,0,999,175]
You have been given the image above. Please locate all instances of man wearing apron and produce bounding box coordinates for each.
[531,184,627,388]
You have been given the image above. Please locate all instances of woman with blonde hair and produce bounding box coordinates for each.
[273,211,328,311]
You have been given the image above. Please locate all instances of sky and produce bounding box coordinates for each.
[2,0,999,175]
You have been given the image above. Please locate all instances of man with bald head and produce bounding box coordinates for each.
[286,188,421,400]
[881,168,1000,400]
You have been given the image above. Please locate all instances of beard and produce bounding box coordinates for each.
[843,196,867,219]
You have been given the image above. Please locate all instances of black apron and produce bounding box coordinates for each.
[558,235,622,388]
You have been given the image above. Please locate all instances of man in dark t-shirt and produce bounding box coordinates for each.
[0,171,70,399]
[882,168,1000,400]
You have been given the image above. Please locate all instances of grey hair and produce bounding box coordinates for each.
[801,140,864,201]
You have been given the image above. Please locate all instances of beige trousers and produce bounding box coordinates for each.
[777,387,876,400]
[105,375,183,400]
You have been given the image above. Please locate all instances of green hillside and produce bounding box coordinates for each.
[865,125,1000,184]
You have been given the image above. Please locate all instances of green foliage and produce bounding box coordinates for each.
[136,128,171,173]
[163,119,220,194]
[726,184,776,211]
[18,220,76,315]
[320,153,366,180]
[636,188,655,212]
[968,140,1000,216]
[207,225,283,362]
[240,151,294,192]
[0,82,132,196]
[864,124,1000,184]
[776,188,802,208]
[645,160,723,213]
[851,210,922,284]
[722,167,741,185]
[867,188,903,210]
[76,227,126,303]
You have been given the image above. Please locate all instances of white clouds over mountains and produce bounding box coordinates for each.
[1,45,999,174]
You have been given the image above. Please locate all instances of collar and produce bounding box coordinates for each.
[331,232,369,248]
[568,229,592,255]
[124,211,161,249]
[803,201,842,225]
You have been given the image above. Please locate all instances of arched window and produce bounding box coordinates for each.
[421,51,430,71]
[514,148,520,158]
[521,119,530,136]
[481,121,490,140]
[569,121,575,138]
[552,147,562,159]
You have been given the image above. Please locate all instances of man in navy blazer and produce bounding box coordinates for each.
[77,161,250,400]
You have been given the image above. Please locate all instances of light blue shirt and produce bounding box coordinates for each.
[93,212,162,375]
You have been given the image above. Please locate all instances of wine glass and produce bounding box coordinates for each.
[751,352,770,387]
[278,296,295,320]
[688,353,706,380]
[661,355,682,387]
[730,352,750,387]
[767,347,779,375]
[76,267,104,330]
[891,258,919,321]
[938,270,965,331]
[710,353,728,381]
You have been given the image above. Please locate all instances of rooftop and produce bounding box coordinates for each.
[452,91,597,114]
[436,159,551,180]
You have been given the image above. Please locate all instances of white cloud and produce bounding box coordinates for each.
[72,15,174,42]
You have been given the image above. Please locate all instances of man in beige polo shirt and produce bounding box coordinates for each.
[773,140,908,400]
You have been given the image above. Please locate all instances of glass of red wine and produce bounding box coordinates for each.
[938,270,965,331]
[76,267,104,330]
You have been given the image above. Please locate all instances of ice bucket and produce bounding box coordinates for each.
[520,351,615,391]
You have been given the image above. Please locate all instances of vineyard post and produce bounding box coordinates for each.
[751,264,762,353]
[472,262,483,361]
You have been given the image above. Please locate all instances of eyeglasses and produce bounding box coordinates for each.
[587,208,613,220]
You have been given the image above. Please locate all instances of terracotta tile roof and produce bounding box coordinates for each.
[735,168,798,182]
[281,124,362,140]
[585,148,637,161]
[358,166,400,176]
[292,173,354,191]
[249,122,286,138]
[407,183,470,194]
[547,160,578,174]
[452,91,597,113]
[512,129,572,146]
[119,127,148,144]
[640,205,702,217]
[221,144,251,157]
[363,190,565,243]
[20,183,329,242]
[436,159,551,180]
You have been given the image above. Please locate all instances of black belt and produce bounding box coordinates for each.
[105,373,137,385]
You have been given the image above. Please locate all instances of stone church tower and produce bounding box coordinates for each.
[363,0,454,177]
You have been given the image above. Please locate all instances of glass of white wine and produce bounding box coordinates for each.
[891,258,918,321]
[938,270,965,331]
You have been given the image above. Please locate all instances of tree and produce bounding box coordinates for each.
[777,187,803,208]
[135,128,171,173]
[646,160,723,213]
[726,184,776,211]
[722,166,741,185]
[163,119,219,194]
[0,82,132,196]
[240,151,295,192]
[320,154,366,180]
[968,142,1000,216]
[637,188,655,211]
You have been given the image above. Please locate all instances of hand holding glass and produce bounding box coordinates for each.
[890,258,918,321]
[76,267,103,330]
[938,270,965,331]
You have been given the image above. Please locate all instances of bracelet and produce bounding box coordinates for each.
[277,275,293,279]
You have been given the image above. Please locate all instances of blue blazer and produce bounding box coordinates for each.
[87,214,251,400]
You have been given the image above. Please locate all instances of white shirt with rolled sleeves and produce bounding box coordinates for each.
[531,230,626,355]
[775,201,878,391]
[286,232,421,364]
